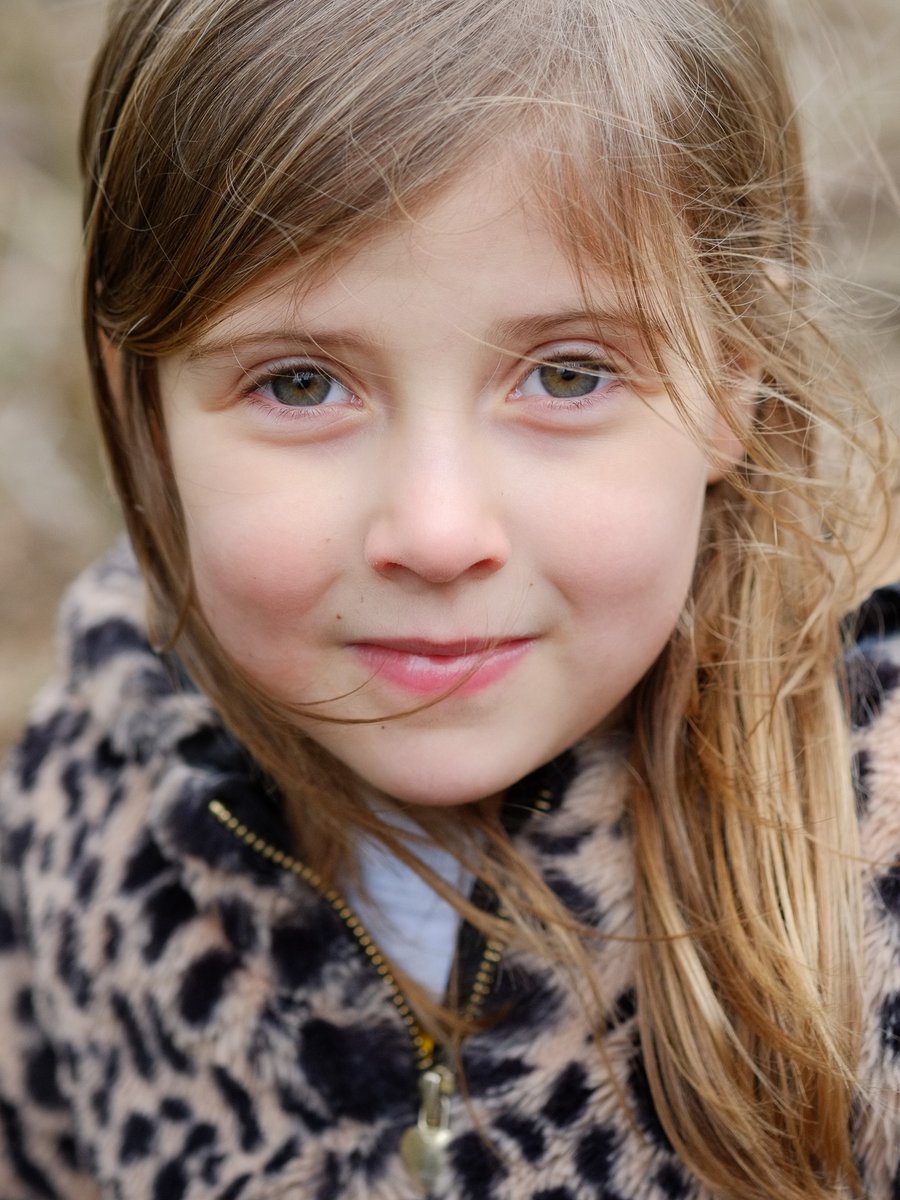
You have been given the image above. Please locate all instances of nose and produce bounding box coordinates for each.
[364,429,511,584]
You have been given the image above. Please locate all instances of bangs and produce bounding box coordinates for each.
[84,0,783,362]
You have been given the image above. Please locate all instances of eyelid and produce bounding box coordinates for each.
[241,356,360,404]
[518,339,621,369]
[510,341,624,390]
[242,355,349,388]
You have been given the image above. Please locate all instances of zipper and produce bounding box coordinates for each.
[208,798,439,1069]
[208,789,554,1191]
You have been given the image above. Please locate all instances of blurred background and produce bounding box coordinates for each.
[1,0,114,748]
[1,0,899,749]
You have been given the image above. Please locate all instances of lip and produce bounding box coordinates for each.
[350,637,533,697]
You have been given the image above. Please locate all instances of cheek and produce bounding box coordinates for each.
[550,458,708,630]
[176,470,345,668]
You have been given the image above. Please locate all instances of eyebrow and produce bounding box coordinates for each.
[185,306,652,364]
[187,328,371,363]
[490,308,650,345]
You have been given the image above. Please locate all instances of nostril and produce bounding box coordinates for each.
[366,540,509,585]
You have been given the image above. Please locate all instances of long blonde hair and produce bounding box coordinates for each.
[80,0,892,1195]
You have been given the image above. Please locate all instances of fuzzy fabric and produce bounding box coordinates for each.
[0,542,898,1200]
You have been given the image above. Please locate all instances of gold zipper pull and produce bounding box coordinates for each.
[400,1065,455,1193]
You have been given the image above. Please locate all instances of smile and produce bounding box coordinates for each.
[350,638,533,697]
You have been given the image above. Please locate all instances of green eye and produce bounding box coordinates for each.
[539,363,601,398]
[520,359,617,401]
[269,368,344,407]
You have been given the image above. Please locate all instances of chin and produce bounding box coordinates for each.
[351,763,508,809]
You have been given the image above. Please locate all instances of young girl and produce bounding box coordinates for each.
[1,0,898,1196]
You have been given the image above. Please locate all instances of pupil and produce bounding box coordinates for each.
[539,363,598,399]
[271,369,330,406]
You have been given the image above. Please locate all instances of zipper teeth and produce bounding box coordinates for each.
[208,788,554,1070]
[462,937,504,1023]
[208,799,436,1069]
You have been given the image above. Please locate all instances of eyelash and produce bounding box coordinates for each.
[240,362,358,422]
[513,353,622,409]
[240,347,623,422]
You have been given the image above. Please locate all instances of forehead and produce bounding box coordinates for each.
[186,159,662,358]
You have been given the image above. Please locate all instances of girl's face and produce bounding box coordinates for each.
[160,164,739,805]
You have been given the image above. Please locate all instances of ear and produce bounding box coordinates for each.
[705,357,758,484]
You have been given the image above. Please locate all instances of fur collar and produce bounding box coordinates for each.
[1,541,898,1199]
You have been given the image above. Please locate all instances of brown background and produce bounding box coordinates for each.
[1,0,898,749]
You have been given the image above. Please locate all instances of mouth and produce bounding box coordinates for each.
[350,637,533,697]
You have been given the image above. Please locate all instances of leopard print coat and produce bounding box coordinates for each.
[1,542,898,1200]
